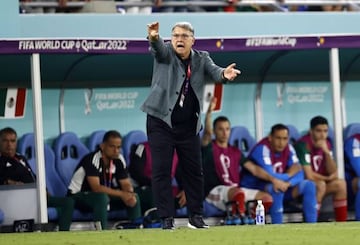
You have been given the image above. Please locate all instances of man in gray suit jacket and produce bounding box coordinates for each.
[141,21,241,230]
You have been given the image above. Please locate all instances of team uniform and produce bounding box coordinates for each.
[0,153,35,184]
[295,134,348,221]
[344,134,360,220]
[68,150,141,229]
[202,141,241,210]
[0,152,74,231]
[241,138,317,224]
[202,141,262,217]
[295,134,333,175]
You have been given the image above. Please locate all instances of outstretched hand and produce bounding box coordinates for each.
[223,63,241,81]
[147,21,159,41]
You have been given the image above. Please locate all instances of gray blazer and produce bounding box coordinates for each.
[141,37,226,134]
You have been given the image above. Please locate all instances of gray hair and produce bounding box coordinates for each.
[172,22,194,35]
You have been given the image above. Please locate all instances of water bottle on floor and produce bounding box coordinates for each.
[255,200,265,225]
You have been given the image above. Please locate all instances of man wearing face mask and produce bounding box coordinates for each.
[141,21,241,229]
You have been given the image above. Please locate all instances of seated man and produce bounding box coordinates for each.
[241,124,318,224]
[201,97,287,224]
[0,127,74,231]
[294,116,347,221]
[344,133,360,220]
[129,141,186,217]
[67,130,142,230]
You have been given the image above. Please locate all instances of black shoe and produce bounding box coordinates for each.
[187,215,209,229]
[162,217,175,230]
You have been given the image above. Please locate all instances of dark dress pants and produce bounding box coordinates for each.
[147,115,204,218]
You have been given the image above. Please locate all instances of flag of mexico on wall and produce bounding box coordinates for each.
[0,88,27,119]
[202,83,223,113]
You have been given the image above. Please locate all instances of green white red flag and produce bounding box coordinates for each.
[0,88,27,118]
[202,83,223,113]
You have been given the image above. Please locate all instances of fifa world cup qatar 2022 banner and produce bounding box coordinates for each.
[1,35,360,54]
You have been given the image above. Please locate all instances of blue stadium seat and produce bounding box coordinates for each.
[17,133,37,172]
[229,126,256,156]
[122,130,147,165]
[17,133,65,220]
[87,130,106,152]
[286,124,301,145]
[0,208,4,224]
[199,128,204,139]
[203,201,226,218]
[344,135,356,162]
[344,123,360,140]
[18,133,67,197]
[53,132,90,188]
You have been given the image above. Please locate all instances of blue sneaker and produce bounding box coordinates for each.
[232,215,242,225]
[242,215,255,225]
[224,216,233,225]
[247,216,255,225]
[241,216,249,225]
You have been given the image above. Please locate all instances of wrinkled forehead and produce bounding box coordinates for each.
[172,27,193,35]
[171,22,194,35]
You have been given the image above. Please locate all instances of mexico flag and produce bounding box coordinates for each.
[202,83,223,113]
[0,88,27,119]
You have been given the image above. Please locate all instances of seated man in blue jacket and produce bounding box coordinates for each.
[344,133,360,221]
[240,124,317,224]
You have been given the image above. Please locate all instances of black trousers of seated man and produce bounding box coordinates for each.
[146,115,204,219]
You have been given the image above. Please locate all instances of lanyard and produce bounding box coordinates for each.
[179,62,191,107]
[103,159,113,187]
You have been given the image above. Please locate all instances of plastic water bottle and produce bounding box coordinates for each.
[255,200,265,225]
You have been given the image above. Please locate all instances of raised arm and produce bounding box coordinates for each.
[201,96,217,146]
[147,21,159,42]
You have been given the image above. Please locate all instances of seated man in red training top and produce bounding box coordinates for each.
[294,115,347,221]
[201,97,288,224]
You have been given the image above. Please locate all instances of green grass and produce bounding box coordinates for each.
[1,222,360,245]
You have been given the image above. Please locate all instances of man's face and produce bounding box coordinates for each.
[269,129,289,153]
[0,132,17,157]
[310,124,328,142]
[214,120,231,144]
[171,26,194,59]
[100,137,122,160]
